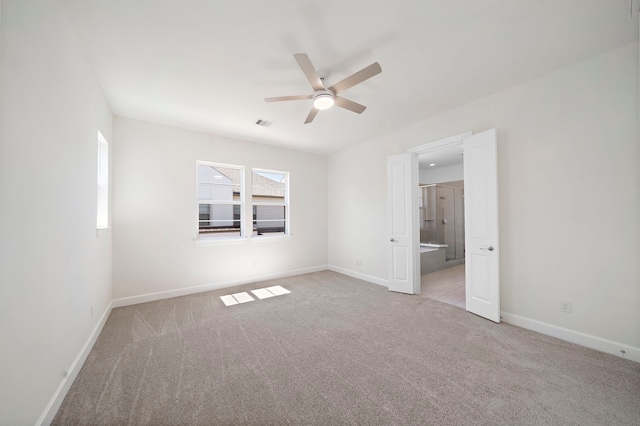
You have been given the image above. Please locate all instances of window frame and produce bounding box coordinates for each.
[251,168,290,238]
[196,161,246,241]
[96,131,109,231]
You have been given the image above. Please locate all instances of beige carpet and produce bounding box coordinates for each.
[53,271,640,425]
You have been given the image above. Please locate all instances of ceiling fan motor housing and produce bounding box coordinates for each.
[312,90,335,110]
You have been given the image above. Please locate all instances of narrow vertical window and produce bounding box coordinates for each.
[96,131,109,229]
[251,169,289,236]
[197,162,244,238]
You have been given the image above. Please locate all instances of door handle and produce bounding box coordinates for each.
[390,238,397,242]
[480,246,495,251]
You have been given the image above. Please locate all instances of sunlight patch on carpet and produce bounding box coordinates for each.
[231,292,255,304]
[220,286,291,306]
[251,288,277,299]
[219,295,239,306]
[266,285,291,296]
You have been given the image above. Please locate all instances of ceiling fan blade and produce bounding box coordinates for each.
[304,107,319,124]
[329,62,382,94]
[294,53,325,92]
[264,94,312,102]
[334,96,367,114]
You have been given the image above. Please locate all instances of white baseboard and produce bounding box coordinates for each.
[501,311,640,364]
[112,265,328,308]
[328,265,388,287]
[36,301,114,426]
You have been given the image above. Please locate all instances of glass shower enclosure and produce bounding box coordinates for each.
[419,184,465,261]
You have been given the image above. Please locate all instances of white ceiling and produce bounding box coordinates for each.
[61,0,638,156]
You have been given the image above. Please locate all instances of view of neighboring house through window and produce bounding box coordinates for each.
[96,131,109,228]
[197,162,244,238]
[252,169,288,236]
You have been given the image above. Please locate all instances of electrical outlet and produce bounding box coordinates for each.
[560,300,572,313]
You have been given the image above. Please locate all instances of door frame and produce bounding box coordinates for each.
[406,131,471,291]
[407,132,473,157]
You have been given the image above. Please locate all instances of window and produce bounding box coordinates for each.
[197,162,244,238]
[252,169,289,236]
[96,131,109,228]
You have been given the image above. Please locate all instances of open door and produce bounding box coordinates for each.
[387,153,420,294]
[463,129,500,322]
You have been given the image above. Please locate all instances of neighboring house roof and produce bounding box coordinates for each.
[215,167,284,197]
[214,167,241,193]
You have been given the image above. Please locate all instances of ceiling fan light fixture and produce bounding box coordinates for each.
[265,54,381,123]
[313,91,334,110]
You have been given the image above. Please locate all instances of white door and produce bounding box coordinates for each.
[387,153,420,294]
[463,129,500,322]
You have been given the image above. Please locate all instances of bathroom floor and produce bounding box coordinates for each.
[420,264,465,309]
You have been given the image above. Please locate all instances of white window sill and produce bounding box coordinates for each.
[193,234,291,246]
[250,234,291,243]
[193,236,248,247]
[96,227,111,237]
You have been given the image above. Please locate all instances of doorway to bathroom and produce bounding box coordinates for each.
[417,140,467,309]
[389,129,500,322]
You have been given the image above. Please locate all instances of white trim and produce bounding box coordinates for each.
[96,227,111,237]
[112,265,328,308]
[328,265,388,287]
[193,236,247,246]
[36,301,114,426]
[193,234,291,246]
[501,311,640,363]
[407,131,473,154]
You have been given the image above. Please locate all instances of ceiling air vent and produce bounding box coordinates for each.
[255,119,274,128]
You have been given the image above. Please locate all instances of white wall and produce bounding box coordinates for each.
[112,117,328,299]
[419,163,464,184]
[328,42,640,349]
[0,1,113,424]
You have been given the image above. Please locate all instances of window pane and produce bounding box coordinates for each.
[253,205,285,235]
[199,204,242,237]
[251,169,288,237]
[97,132,109,228]
[198,183,235,202]
[252,171,285,202]
[197,162,243,239]
[198,165,241,201]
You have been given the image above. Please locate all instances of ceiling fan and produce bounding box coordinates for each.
[265,53,382,124]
